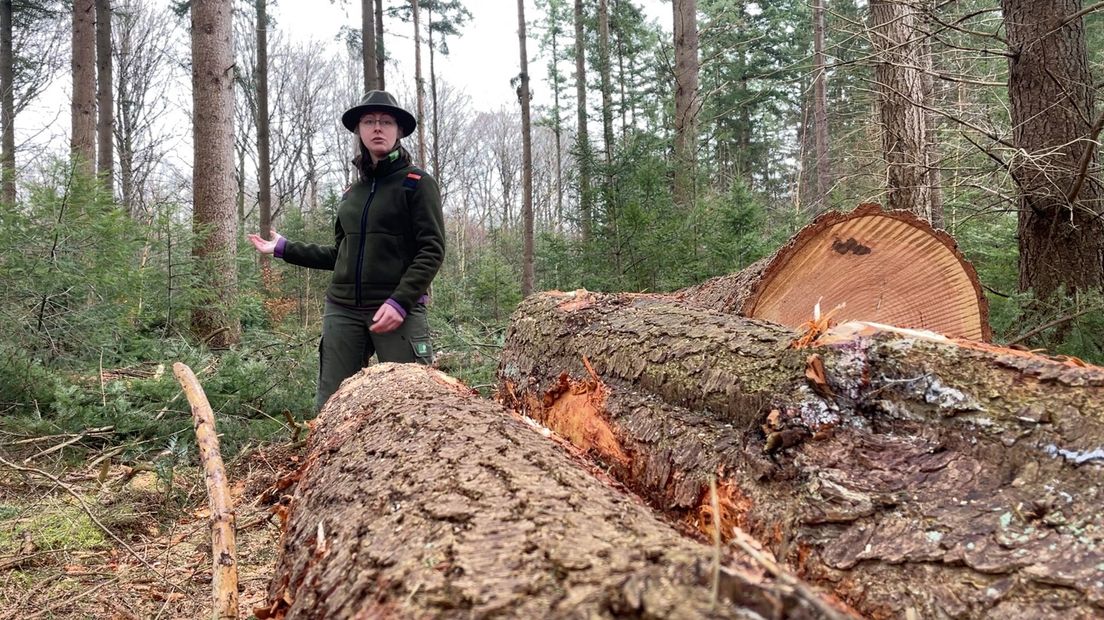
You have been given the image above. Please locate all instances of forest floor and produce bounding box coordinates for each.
[0,439,303,619]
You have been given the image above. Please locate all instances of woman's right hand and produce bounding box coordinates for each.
[248,230,282,255]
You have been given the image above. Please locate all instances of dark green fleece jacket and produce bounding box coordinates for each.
[274,150,444,313]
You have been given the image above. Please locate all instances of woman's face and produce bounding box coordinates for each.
[358,112,400,161]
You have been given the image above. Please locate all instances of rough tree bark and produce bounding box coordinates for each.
[517,0,534,296]
[1,0,14,205]
[811,0,830,213]
[499,291,1104,619]
[190,0,239,347]
[574,0,592,240]
[258,364,852,619]
[1002,0,1104,299]
[869,0,932,221]
[672,0,699,210]
[95,0,113,192]
[411,0,426,167]
[72,0,97,178]
[362,0,377,91]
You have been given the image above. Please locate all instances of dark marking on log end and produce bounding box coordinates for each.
[831,237,872,256]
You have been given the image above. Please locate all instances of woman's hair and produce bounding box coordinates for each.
[353,141,412,178]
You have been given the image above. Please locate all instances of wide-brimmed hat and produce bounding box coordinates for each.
[341,90,417,137]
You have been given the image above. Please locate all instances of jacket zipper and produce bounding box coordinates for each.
[354,178,377,306]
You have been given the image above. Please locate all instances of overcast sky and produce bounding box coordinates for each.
[275,0,670,111]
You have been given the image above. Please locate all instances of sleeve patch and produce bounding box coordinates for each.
[403,172,422,189]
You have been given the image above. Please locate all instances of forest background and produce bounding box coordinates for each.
[2,0,1104,466]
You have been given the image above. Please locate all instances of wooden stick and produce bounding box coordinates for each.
[173,362,239,620]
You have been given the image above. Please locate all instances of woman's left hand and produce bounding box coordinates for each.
[370,303,405,334]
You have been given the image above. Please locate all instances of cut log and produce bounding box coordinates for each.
[498,291,1104,619]
[257,363,855,620]
[678,204,992,341]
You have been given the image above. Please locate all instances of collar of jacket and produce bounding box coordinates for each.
[364,148,409,179]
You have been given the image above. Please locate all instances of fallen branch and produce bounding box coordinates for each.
[173,362,238,620]
[1007,304,1104,346]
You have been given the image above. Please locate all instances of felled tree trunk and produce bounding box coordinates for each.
[678,204,992,341]
[258,364,853,620]
[498,291,1104,619]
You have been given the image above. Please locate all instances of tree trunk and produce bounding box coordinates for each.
[1,0,15,206]
[257,364,853,620]
[374,0,385,90]
[411,0,426,167]
[95,0,113,194]
[1003,0,1104,299]
[672,0,699,210]
[518,0,535,297]
[597,0,614,169]
[573,0,592,241]
[190,0,239,348]
[811,0,830,213]
[919,0,944,229]
[256,0,272,257]
[362,0,377,91]
[72,0,97,178]
[499,290,1104,619]
[869,0,931,221]
[427,4,439,179]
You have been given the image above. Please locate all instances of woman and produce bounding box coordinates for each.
[249,91,445,411]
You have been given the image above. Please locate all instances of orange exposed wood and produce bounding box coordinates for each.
[682,204,992,341]
[538,372,630,468]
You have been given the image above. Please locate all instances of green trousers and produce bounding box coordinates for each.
[316,300,433,411]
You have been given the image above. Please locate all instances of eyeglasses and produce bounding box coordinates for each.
[360,117,397,129]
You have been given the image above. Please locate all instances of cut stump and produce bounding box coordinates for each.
[679,203,992,341]
[257,364,855,620]
[499,291,1104,619]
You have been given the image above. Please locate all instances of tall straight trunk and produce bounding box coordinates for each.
[95,0,113,194]
[518,0,534,296]
[920,0,943,228]
[374,0,385,89]
[811,0,830,213]
[72,0,97,178]
[411,0,426,167]
[550,8,564,233]
[0,0,14,205]
[191,0,239,348]
[615,14,626,142]
[256,0,272,253]
[427,4,439,180]
[869,0,931,221]
[362,0,377,91]
[1003,0,1104,299]
[573,0,591,241]
[597,0,613,169]
[672,0,699,210]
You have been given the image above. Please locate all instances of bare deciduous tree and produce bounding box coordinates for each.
[113,0,177,218]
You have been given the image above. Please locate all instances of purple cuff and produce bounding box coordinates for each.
[384,298,407,319]
[273,236,287,259]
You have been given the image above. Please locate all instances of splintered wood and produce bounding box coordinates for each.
[500,291,1104,619]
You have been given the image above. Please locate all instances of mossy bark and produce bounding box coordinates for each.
[259,363,850,619]
[499,291,1104,619]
